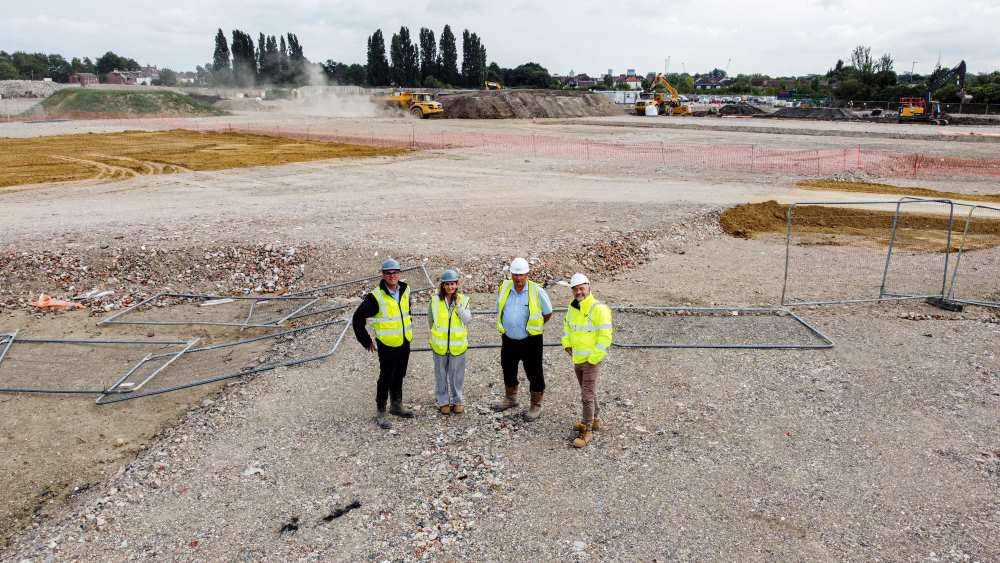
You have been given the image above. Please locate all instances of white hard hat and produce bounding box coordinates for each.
[569,273,590,287]
[440,269,459,282]
[509,257,530,274]
[381,258,401,271]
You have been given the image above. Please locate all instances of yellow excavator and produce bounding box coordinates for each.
[634,73,691,116]
[483,81,503,90]
[381,91,443,118]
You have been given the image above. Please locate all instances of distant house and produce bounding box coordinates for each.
[106,69,146,85]
[614,75,643,90]
[694,76,732,90]
[69,73,99,86]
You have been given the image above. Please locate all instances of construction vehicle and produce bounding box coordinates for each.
[483,81,503,90]
[898,60,970,125]
[381,91,443,118]
[633,73,691,116]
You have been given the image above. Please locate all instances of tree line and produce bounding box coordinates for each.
[0,50,152,83]
[206,29,308,86]
[354,25,485,88]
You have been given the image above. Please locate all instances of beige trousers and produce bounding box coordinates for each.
[574,362,601,424]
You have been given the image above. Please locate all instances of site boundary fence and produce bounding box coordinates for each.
[5,114,1000,179]
[781,196,1000,309]
[946,203,1000,308]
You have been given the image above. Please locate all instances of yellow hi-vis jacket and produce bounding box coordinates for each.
[562,293,613,364]
[429,293,470,356]
[371,285,412,347]
[496,279,545,336]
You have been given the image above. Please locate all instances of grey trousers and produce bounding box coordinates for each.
[433,353,467,406]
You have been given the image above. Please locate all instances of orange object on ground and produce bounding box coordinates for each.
[30,294,83,311]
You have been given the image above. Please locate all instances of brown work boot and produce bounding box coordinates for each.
[491,386,519,411]
[574,419,602,432]
[524,392,543,421]
[438,405,452,415]
[452,404,464,414]
[573,424,594,448]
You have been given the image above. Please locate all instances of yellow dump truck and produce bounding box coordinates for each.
[382,91,443,118]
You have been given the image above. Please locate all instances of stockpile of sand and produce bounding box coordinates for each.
[0,80,71,99]
[439,90,621,119]
[764,107,857,120]
[719,103,764,116]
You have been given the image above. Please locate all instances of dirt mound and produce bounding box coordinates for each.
[720,200,1000,251]
[763,107,857,120]
[718,103,764,116]
[439,89,621,119]
[797,179,1000,204]
[29,89,224,117]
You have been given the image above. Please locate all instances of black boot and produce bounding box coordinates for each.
[375,409,392,429]
[389,401,414,418]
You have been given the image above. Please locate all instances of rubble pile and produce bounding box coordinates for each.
[439,90,621,119]
[718,103,764,116]
[0,243,312,314]
[763,107,857,120]
[0,80,70,99]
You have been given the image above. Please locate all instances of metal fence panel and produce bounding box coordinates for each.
[947,204,1000,308]
[879,198,956,300]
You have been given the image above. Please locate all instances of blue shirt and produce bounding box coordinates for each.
[387,286,400,301]
[498,282,552,340]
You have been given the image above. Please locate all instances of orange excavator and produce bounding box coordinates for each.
[634,73,691,116]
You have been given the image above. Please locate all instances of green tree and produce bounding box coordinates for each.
[287,33,307,84]
[418,27,437,82]
[389,26,418,86]
[278,35,289,81]
[231,29,257,87]
[212,29,231,84]
[438,25,458,86]
[11,52,49,80]
[157,68,178,86]
[366,29,389,86]
[506,62,551,88]
[257,34,267,79]
[46,54,72,82]
[461,30,485,88]
[0,59,17,80]
[262,35,280,83]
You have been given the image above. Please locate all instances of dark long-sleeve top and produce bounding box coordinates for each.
[352,280,409,349]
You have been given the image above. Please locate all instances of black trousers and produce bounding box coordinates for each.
[376,340,410,410]
[500,334,545,392]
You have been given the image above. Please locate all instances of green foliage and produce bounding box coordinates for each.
[389,27,419,86]
[418,28,437,83]
[157,68,178,86]
[231,30,257,87]
[322,60,367,86]
[438,25,459,86]
[0,58,18,80]
[39,89,224,116]
[366,29,390,86]
[460,30,486,88]
[212,29,231,83]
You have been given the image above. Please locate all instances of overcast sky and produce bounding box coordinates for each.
[3,1,998,76]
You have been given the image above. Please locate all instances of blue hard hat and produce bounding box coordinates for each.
[440,269,459,282]
[381,258,401,271]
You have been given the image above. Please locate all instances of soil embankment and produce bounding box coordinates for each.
[26,89,224,118]
[439,89,621,119]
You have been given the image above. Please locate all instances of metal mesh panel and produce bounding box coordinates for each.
[880,199,956,299]
[948,204,1000,308]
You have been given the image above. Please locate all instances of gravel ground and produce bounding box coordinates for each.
[2,114,998,561]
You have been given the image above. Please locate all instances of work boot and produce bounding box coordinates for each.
[438,404,452,415]
[524,392,543,421]
[452,404,464,414]
[375,410,392,430]
[491,386,519,412]
[573,423,594,448]
[574,419,602,432]
[389,401,415,418]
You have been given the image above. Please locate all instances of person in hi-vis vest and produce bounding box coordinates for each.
[428,269,472,415]
[492,257,553,421]
[562,273,613,449]
[352,258,415,430]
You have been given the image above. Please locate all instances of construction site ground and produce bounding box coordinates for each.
[1,111,998,561]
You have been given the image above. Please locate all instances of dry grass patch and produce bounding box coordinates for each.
[0,130,408,189]
[720,200,1000,252]
[797,179,1000,204]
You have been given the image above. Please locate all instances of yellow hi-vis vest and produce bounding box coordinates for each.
[562,293,613,365]
[496,279,544,336]
[429,293,470,356]
[371,285,412,347]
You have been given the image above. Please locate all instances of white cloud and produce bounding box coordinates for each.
[2,0,997,75]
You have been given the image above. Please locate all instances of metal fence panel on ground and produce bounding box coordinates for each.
[95,320,349,404]
[879,198,956,300]
[97,293,321,328]
[0,337,194,395]
[609,307,832,349]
